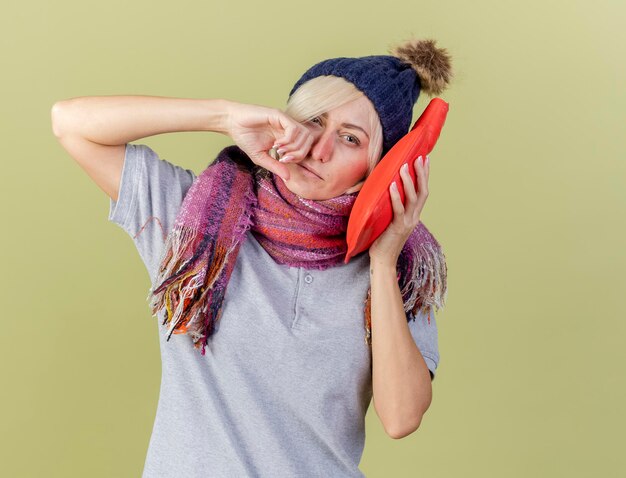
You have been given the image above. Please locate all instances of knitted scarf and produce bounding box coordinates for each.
[147,145,447,354]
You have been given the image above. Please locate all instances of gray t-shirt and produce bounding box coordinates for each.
[108,143,440,478]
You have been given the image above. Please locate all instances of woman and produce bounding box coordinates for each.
[51,37,451,477]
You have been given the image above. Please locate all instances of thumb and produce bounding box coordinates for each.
[250,149,291,181]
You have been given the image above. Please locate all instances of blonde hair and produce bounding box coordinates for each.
[284,76,384,178]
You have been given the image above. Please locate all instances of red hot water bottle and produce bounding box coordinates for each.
[344,97,449,263]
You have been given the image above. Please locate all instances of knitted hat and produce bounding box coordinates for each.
[288,38,453,156]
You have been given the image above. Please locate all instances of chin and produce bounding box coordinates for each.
[290,188,328,200]
[283,182,334,200]
[282,177,360,200]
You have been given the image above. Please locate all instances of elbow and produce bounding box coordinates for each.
[386,416,423,440]
[385,404,429,439]
[384,398,431,439]
[51,101,67,138]
[51,99,77,138]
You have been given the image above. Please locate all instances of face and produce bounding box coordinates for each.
[281,96,374,200]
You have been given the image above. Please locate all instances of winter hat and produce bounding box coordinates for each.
[288,38,453,156]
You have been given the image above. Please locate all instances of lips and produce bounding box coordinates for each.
[299,163,322,179]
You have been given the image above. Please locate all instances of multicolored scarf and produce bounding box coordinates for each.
[147,145,447,354]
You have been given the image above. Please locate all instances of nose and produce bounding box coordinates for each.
[309,128,334,163]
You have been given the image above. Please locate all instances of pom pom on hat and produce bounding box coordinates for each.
[389,38,454,96]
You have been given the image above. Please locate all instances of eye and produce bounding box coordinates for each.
[343,134,361,146]
[310,116,323,126]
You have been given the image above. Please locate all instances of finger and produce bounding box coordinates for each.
[400,163,418,205]
[389,181,405,218]
[414,156,429,197]
[269,113,298,147]
[256,151,291,181]
[278,113,310,148]
[279,123,298,146]
[412,161,428,218]
[289,133,315,162]
[275,127,302,153]
[277,128,313,162]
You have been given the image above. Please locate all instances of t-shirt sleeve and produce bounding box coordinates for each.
[107,142,197,281]
[407,306,440,381]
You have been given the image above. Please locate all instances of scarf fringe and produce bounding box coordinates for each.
[146,170,258,355]
[402,240,448,314]
[362,237,448,347]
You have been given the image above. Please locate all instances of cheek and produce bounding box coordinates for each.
[352,157,370,181]
[341,161,366,182]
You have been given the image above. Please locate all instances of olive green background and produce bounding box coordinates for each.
[1,0,624,476]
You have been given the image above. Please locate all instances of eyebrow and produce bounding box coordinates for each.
[342,123,370,140]
[319,113,370,140]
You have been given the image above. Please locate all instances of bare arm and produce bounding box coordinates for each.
[51,95,233,144]
[369,259,433,440]
[50,96,234,201]
[51,94,313,201]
